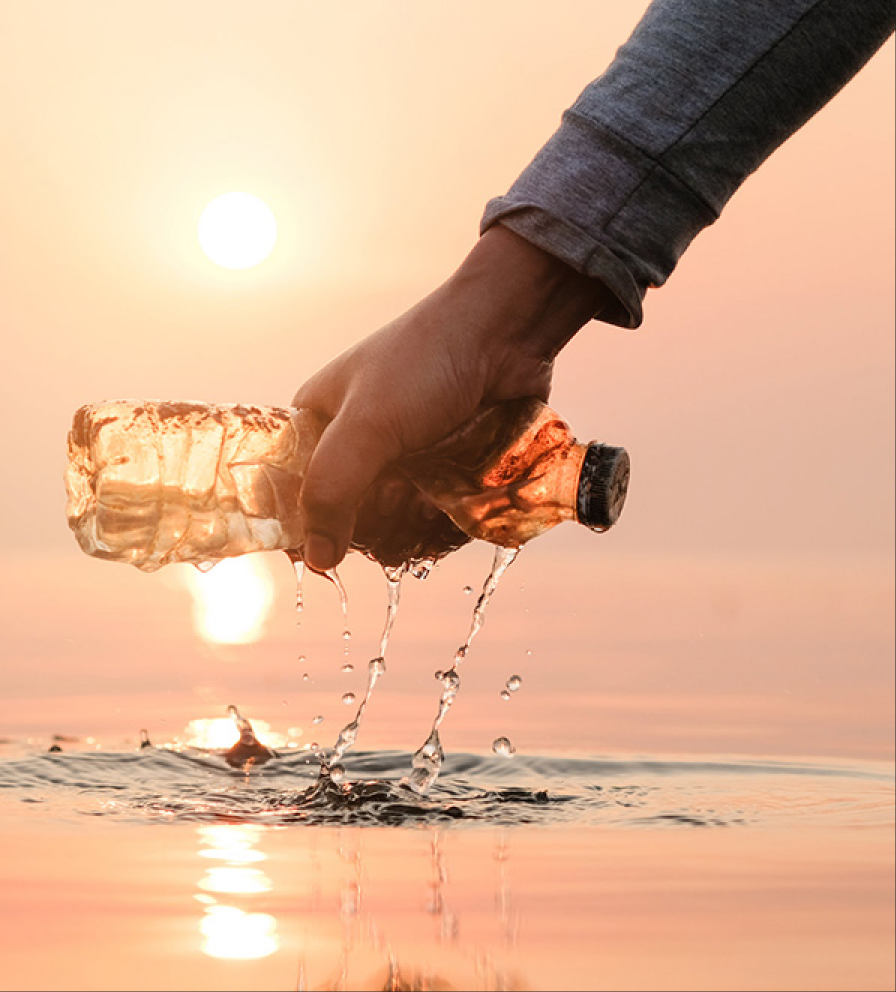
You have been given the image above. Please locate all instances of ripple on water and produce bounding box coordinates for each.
[0,746,891,829]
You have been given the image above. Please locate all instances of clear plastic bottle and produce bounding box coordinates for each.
[65,397,629,571]
[399,395,629,548]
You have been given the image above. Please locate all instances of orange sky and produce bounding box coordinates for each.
[0,3,892,760]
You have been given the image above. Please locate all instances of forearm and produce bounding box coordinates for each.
[482,0,895,328]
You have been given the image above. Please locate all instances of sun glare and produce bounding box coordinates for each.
[183,555,276,645]
[198,191,277,269]
[185,716,286,750]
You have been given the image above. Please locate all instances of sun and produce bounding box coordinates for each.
[182,554,275,645]
[198,192,277,270]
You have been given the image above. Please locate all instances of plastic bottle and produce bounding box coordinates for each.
[397,395,629,548]
[65,397,629,572]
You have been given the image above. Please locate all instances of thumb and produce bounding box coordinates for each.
[300,412,401,571]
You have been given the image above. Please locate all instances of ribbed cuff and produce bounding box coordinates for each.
[479,201,644,329]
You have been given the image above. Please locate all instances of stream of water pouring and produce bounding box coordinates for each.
[322,567,352,655]
[325,565,406,779]
[408,546,520,793]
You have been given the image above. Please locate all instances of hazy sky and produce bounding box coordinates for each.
[0,2,892,759]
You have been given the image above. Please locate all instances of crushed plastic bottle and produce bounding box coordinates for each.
[65,397,629,571]
[65,400,325,572]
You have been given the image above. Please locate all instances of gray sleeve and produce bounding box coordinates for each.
[480,0,895,328]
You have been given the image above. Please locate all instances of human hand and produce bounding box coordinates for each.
[293,224,612,571]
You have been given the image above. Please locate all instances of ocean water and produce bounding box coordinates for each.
[1,742,893,830]
[0,737,893,991]
[2,546,893,990]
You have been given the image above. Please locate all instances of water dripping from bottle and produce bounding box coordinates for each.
[323,566,405,778]
[408,545,520,793]
[323,567,352,654]
[286,550,305,623]
[379,565,405,659]
[463,546,519,657]
[410,558,435,580]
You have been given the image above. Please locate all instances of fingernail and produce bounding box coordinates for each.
[305,532,339,572]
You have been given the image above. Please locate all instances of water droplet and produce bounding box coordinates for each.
[369,657,386,677]
[195,560,216,573]
[310,742,319,751]
[341,662,354,673]
[312,715,324,725]
[434,669,445,681]
[505,675,522,692]
[341,692,356,705]
[462,585,473,595]
[500,690,511,701]
[492,736,516,757]
[290,554,305,619]
[329,763,345,783]
[281,699,288,707]
[302,673,310,682]
[410,558,435,580]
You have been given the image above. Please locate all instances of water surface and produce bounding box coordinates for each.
[1,742,892,830]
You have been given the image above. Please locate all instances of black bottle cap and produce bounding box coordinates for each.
[576,443,630,531]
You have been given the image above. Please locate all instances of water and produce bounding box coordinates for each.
[323,567,404,776]
[1,734,892,992]
[492,737,516,758]
[322,567,352,653]
[288,552,305,621]
[410,547,520,794]
[1,741,891,828]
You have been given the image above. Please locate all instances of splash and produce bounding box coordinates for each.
[223,705,278,770]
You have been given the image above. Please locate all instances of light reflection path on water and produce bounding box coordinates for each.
[196,823,279,961]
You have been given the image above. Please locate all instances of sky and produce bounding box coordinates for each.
[0,2,892,761]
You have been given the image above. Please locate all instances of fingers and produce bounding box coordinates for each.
[300,410,401,572]
[351,473,473,567]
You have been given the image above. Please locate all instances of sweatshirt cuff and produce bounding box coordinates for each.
[479,201,644,329]
[479,105,722,331]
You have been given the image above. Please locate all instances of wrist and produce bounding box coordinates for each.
[447,223,613,362]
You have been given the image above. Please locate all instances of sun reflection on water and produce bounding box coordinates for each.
[184,716,287,750]
[200,905,279,960]
[196,824,279,960]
